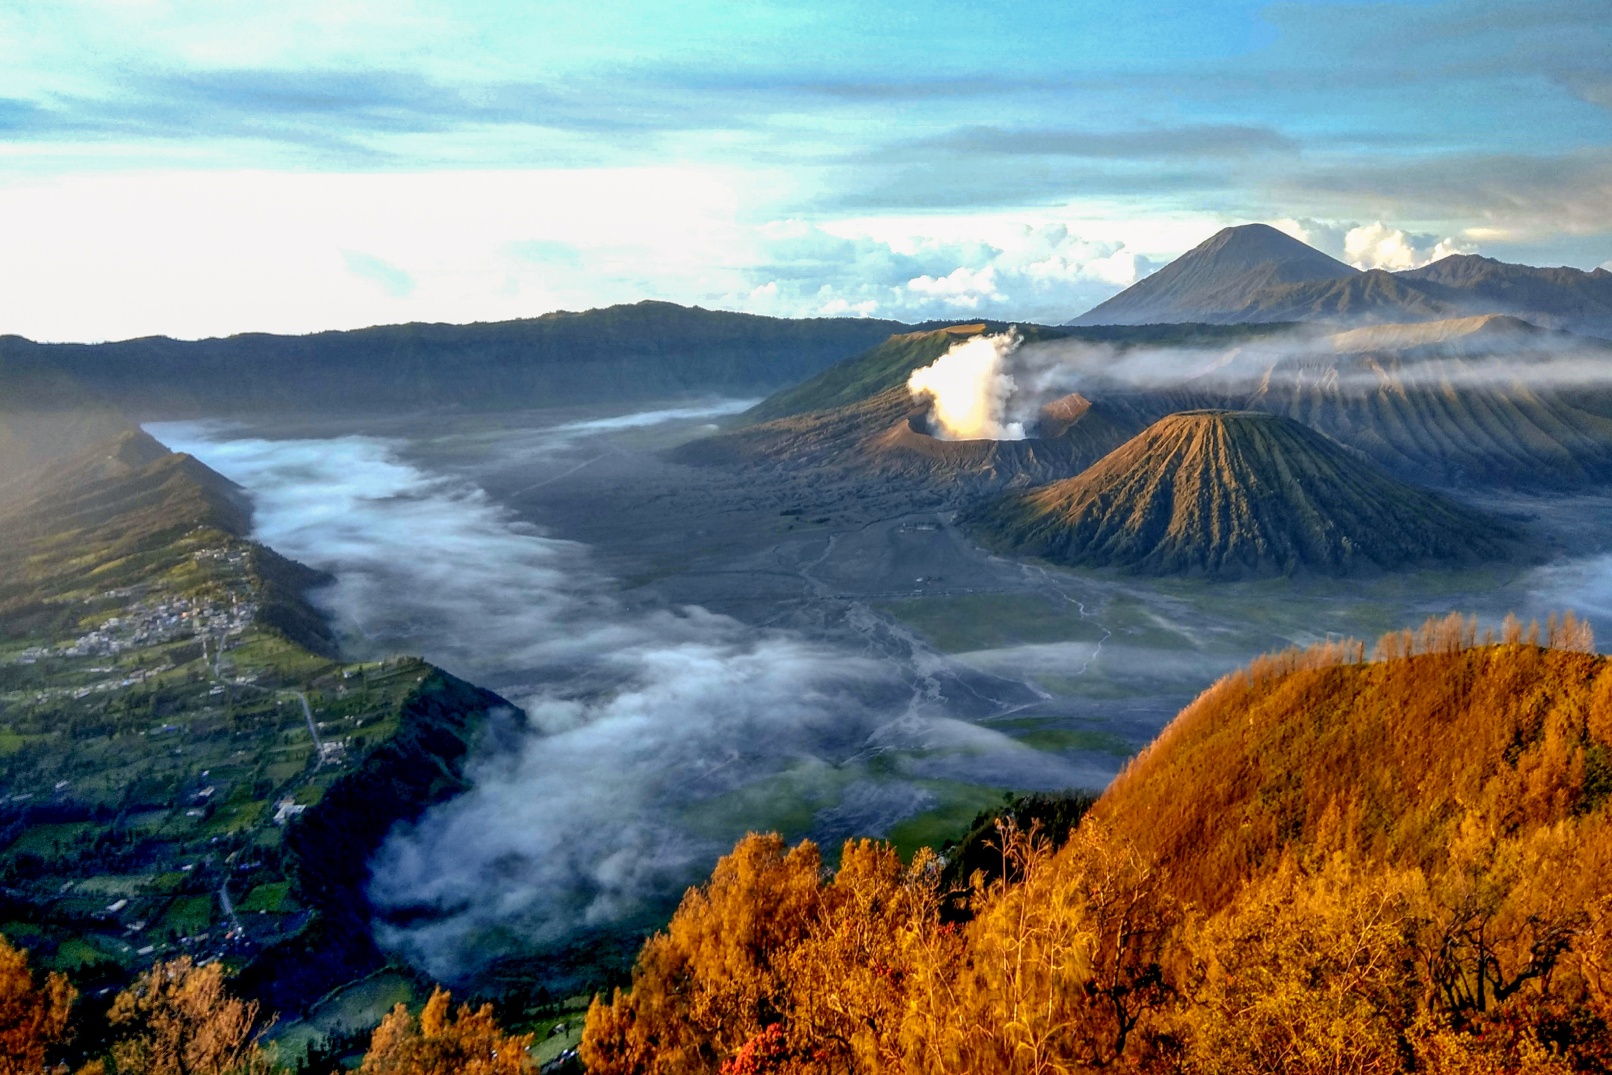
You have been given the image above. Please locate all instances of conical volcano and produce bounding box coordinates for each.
[1068,224,1359,326]
[965,410,1515,578]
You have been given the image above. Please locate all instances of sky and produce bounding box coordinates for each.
[2,0,1610,342]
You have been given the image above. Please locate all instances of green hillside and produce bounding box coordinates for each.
[743,323,1002,423]
[0,431,515,1022]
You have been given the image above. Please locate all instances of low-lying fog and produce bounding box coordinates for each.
[149,407,1102,982]
[149,400,1612,988]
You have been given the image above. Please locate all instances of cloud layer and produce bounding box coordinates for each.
[1273,219,1477,271]
[904,322,1612,444]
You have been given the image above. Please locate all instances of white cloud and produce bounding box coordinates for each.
[818,297,880,316]
[0,166,1183,340]
[736,221,1158,324]
[342,250,416,297]
[1271,217,1476,270]
[906,265,1004,308]
[1343,222,1476,270]
[1269,217,1351,257]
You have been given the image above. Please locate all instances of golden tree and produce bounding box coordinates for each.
[107,957,267,1075]
[0,933,76,1075]
[582,833,824,1074]
[781,840,943,1072]
[1182,856,1423,1075]
[910,818,1177,1075]
[359,988,532,1075]
[1419,819,1588,1018]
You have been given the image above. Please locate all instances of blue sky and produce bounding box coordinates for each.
[2,0,1609,340]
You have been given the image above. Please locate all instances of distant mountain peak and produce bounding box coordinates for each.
[1189,223,1350,270]
[1069,224,1612,337]
[1395,253,1612,337]
[1068,223,1357,327]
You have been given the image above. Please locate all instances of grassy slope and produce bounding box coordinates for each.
[743,323,996,423]
[1094,632,1611,914]
[965,410,1519,578]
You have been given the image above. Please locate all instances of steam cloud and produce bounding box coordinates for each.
[150,408,1091,982]
[906,331,1028,440]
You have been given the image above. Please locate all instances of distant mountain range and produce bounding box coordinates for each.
[0,301,911,419]
[963,410,1515,578]
[1069,224,1612,338]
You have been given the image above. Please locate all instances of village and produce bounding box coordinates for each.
[11,546,259,667]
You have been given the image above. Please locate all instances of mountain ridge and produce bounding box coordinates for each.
[0,301,912,418]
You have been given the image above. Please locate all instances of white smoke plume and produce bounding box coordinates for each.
[1016,320,1612,399]
[906,330,1028,440]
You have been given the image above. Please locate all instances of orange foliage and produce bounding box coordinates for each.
[359,987,532,1075]
[908,818,1179,1074]
[582,834,942,1074]
[106,957,269,1075]
[582,612,1612,1074]
[0,933,75,1075]
[1097,614,1609,914]
[1182,857,1425,1075]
